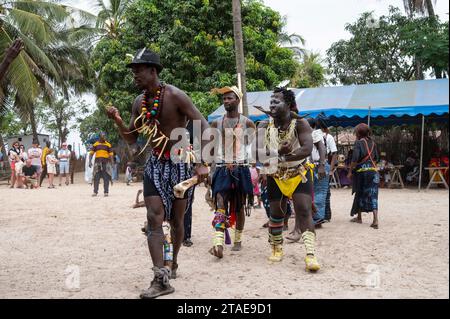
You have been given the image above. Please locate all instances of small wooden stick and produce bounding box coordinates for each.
[254,105,309,120]
[174,176,199,199]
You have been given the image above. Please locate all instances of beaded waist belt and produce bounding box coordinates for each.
[269,162,314,180]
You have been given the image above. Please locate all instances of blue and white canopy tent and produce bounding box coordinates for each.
[208,79,449,190]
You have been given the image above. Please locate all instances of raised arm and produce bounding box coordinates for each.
[0,39,24,80]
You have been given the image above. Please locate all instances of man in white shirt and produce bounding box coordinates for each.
[58,142,71,186]
[308,118,330,226]
[317,118,338,222]
[27,140,42,185]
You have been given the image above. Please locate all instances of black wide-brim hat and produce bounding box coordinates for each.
[126,48,163,73]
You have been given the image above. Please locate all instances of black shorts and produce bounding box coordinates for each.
[267,175,312,201]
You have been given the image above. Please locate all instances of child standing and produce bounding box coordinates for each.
[46,149,59,188]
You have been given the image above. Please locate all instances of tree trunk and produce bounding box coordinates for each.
[29,108,39,142]
[0,133,11,176]
[232,0,248,117]
[425,0,436,17]
[414,57,424,80]
[434,67,442,79]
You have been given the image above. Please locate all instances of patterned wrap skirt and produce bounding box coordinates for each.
[144,153,193,221]
[351,166,379,216]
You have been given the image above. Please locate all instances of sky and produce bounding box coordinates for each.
[64,0,449,155]
[262,0,449,56]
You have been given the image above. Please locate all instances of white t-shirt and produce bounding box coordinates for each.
[58,149,71,162]
[28,147,42,166]
[310,129,324,162]
[310,131,338,163]
[324,133,337,154]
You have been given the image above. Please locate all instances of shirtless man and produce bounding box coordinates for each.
[208,86,256,258]
[257,87,321,271]
[107,48,209,298]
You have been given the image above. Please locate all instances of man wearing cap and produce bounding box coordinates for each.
[88,132,113,197]
[106,48,209,299]
[58,142,71,186]
[208,86,255,259]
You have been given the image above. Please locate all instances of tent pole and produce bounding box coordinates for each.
[335,127,339,146]
[367,106,371,127]
[418,115,425,192]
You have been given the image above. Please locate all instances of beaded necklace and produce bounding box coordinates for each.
[129,83,170,159]
[141,84,163,120]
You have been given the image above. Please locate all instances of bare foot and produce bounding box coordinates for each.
[370,223,379,229]
[209,246,223,258]
[350,217,362,223]
[171,263,178,279]
[285,230,301,242]
[231,242,242,251]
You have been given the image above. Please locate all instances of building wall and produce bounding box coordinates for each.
[6,134,50,151]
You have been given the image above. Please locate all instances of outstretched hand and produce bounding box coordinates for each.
[5,39,24,61]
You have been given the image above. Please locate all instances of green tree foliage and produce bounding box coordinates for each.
[400,18,448,78]
[0,0,97,141]
[292,51,327,88]
[82,0,299,144]
[36,99,89,147]
[0,110,28,137]
[326,7,448,85]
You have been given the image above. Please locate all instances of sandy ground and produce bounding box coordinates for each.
[0,172,448,299]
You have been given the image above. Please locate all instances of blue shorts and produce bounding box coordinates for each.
[59,161,70,174]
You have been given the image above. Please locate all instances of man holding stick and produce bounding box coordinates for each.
[107,48,209,298]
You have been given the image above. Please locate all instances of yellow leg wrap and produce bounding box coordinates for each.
[268,244,284,262]
[301,231,316,255]
[213,231,224,247]
[234,229,242,243]
[268,233,283,262]
[301,231,320,271]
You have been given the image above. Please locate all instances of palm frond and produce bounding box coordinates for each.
[5,8,53,44]
[9,1,70,22]
[0,29,40,107]
[3,22,61,84]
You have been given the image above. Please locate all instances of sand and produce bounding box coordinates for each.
[0,173,448,299]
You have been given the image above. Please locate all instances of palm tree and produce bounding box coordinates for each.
[403,0,436,17]
[278,32,306,60]
[0,0,97,140]
[96,0,131,39]
[232,0,248,116]
[293,51,327,88]
[402,0,438,79]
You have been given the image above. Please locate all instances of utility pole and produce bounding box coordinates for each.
[232,0,248,116]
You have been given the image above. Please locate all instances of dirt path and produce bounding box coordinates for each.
[0,173,448,298]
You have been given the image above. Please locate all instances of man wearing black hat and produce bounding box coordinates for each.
[107,48,209,298]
